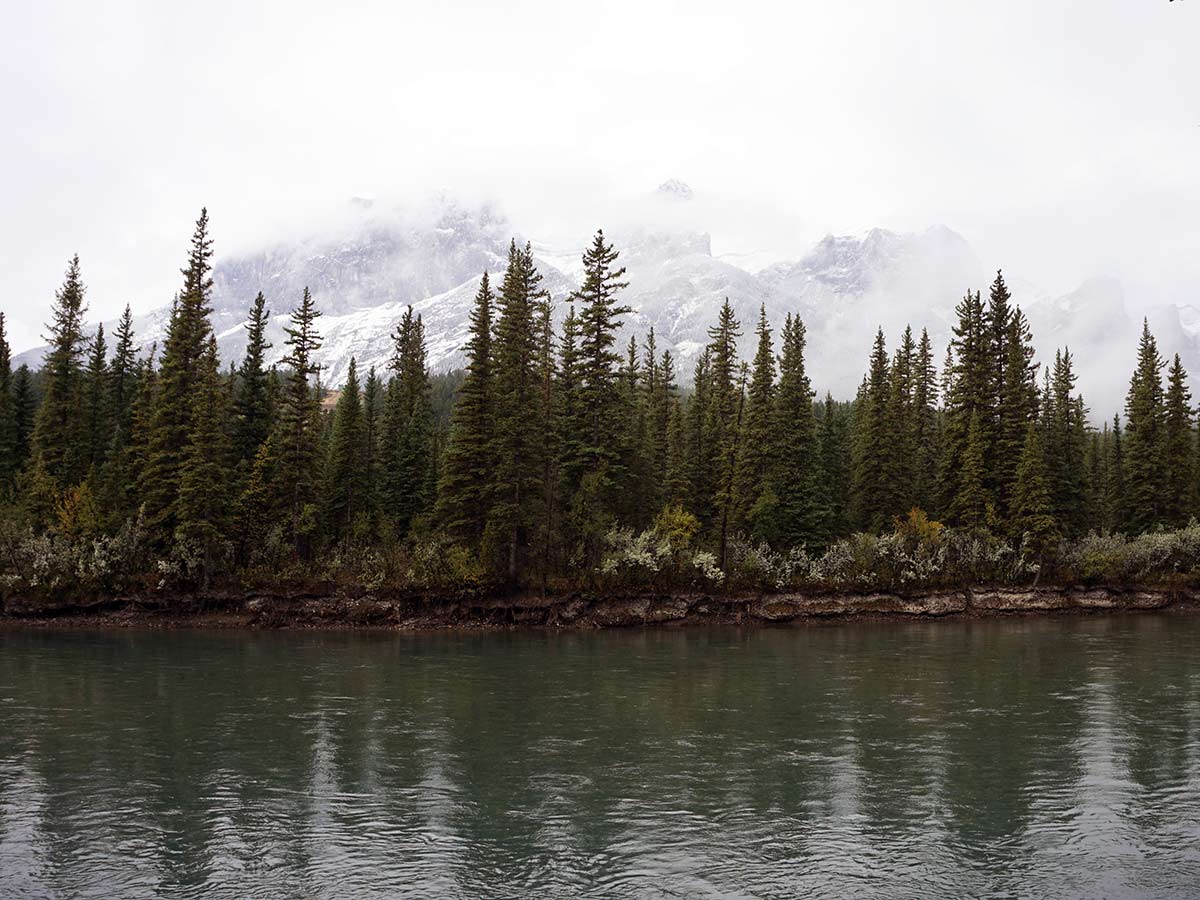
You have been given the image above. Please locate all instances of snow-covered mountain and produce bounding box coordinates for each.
[14,184,1199,414]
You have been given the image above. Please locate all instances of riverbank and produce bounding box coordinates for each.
[2,586,1199,631]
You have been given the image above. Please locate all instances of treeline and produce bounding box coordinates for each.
[0,209,1196,594]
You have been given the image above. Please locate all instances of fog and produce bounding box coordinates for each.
[2,0,1197,360]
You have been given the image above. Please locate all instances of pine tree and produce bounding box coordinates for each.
[986,270,1013,447]
[1010,422,1059,562]
[1163,353,1194,527]
[851,328,893,531]
[360,365,384,539]
[80,323,110,473]
[637,329,672,520]
[705,299,744,552]
[107,306,138,441]
[940,289,991,517]
[948,410,992,530]
[818,394,852,539]
[1107,414,1126,532]
[175,336,230,586]
[275,286,323,555]
[1124,320,1167,533]
[1043,349,1088,537]
[485,242,546,580]
[141,210,215,541]
[649,348,677,505]
[382,306,434,537]
[684,350,714,524]
[533,286,559,584]
[11,365,35,475]
[324,357,366,543]
[31,254,88,487]
[556,304,585,504]
[569,229,631,516]
[232,291,274,469]
[664,396,689,506]
[0,314,14,490]
[885,325,916,515]
[995,306,1039,517]
[618,334,647,526]
[436,273,495,545]
[735,306,777,538]
[911,328,940,515]
[771,314,825,547]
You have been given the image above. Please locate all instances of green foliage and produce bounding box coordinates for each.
[31,254,88,487]
[436,274,495,545]
[14,212,1200,603]
[1124,319,1167,533]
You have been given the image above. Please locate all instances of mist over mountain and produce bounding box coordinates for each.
[16,184,1198,416]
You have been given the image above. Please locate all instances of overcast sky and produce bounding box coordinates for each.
[2,0,1197,353]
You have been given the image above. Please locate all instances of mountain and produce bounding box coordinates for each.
[13,187,1197,415]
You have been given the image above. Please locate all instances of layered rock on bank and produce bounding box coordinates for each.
[1,587,1195,630]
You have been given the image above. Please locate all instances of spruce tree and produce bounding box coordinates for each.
[324,357,366,543]
[382,306,434,537]
[436,273,495,545]
[1043,349,1088,537]
[735,306,777,538]
[705,299,744,551]
[851,328,893,531]
[664,396,690,506]
[1163,353,1194,527]
[885,325,916,515]
[1010,422,1059,562]
[995,306,1039,517]
[771,314,824,547]
[0,314,14,490]
[360,365,384,539]
[818,394,852,539]
[107,306,138,440]
[11,365,35,477]
[939,289,991,516]
[80,324,110,473]
[1124,320,1167,533]
[911,328,940,515]
[175,336,230,586]
[555,304,585,505]
[684,350,714,524]
[232,291,274,469]
[637,329,672,520]
[569,229,631,516]
[275,286,323,555]
[31,254,88,487]
[1107,414,1126,532]
[123,353,157,509]
[141,210,215,541]
[948,410,992,530]
[485,242,545,580]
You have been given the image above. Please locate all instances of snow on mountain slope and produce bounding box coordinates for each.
[13,187,1197,416]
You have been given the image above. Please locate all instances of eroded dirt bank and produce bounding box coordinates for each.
[2,587,1198,631]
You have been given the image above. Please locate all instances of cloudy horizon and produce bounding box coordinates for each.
[3,0,1198,355]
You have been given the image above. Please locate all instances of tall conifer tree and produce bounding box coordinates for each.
[1124,320,1167,533]
[141,210,215,540]
[1163,353,1194,526]
[31,255,88,488]
[232,292,274,469]
[437,273,496,545]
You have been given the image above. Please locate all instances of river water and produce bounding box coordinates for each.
[1,616,1198,898]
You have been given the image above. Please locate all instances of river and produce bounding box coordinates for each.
[1,616,1198,897]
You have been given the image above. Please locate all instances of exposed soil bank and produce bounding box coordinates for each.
[3,586,1199,631]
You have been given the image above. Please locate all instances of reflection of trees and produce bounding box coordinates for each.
[1,618,1198,895]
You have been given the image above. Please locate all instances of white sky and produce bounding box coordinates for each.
[2,0,1197,353]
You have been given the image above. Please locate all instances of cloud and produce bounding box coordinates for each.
[2,0,1197,354]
